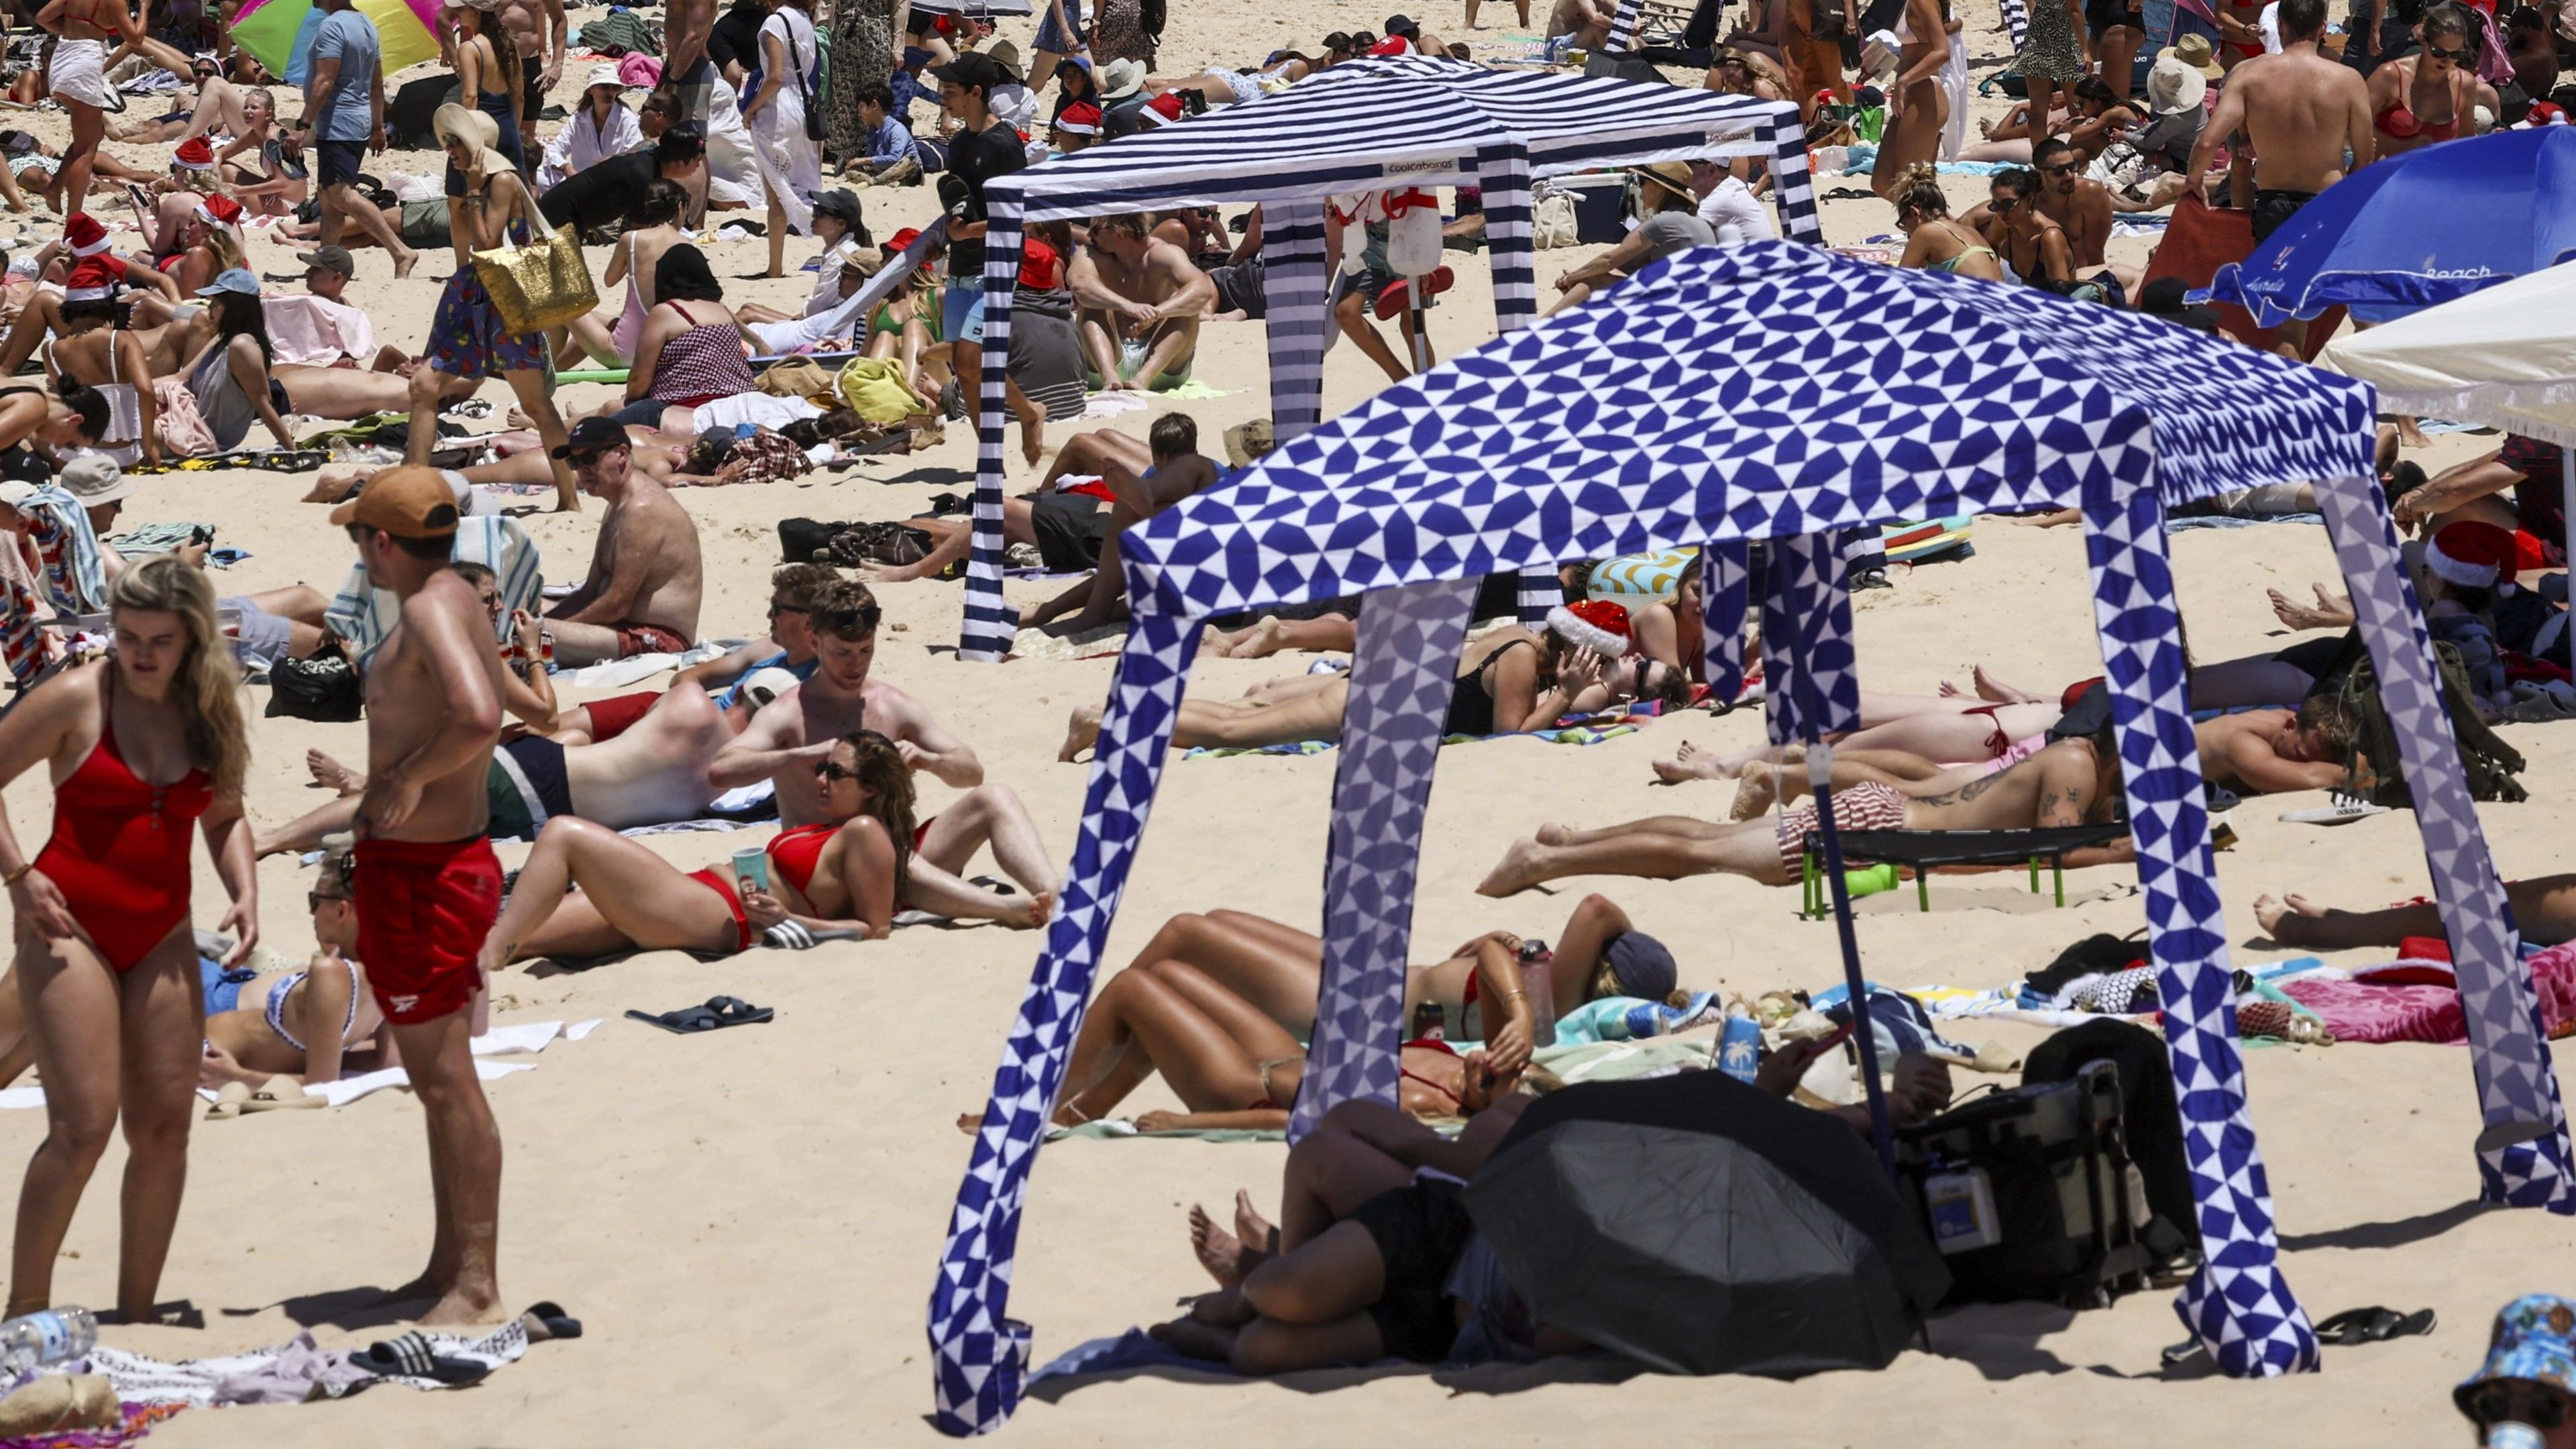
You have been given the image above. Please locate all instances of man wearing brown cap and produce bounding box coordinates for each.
[329,467,511,1326]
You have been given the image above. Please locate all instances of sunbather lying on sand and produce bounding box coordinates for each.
[255,680,740,855]
[1154,1044,1955,1373]
[960,955,1535,1136]
[1061,621,1687,760]
[1482,733,2132,896]
[1107,894,1681,1042]
[2256,877,2576,951]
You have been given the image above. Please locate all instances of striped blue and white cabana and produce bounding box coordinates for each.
[927,241,2576,1433]
[949,55,1817,659]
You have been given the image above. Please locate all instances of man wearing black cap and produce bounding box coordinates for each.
[332,465,511,1325]
[935,50,1045,466]
[295,244,356,304]
[540,416,705,666]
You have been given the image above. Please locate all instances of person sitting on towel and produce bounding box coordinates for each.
[1479,723,2135,896]
[1067,211,1214,393]
[539,417,705,665]
[547,562,835,745]
[1544,162,1715,317]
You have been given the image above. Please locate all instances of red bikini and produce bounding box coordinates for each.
[33,680,213,972]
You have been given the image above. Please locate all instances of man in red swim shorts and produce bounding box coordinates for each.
[331,466,512,1326]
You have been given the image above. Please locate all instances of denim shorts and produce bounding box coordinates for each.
[942,282,987,345]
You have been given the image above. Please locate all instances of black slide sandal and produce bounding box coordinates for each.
[521,1300,583,1342]
[2313,1306,2438,1345]
[352,1331,492,1385]
[625,996,775,1034]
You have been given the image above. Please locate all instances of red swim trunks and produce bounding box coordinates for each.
[614,623,691,658]
[580,690,659,740]
[354,836,503,1026]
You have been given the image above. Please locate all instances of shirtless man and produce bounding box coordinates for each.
[2185,0,2371,346]
[1548,0,1616,45]
[261,679,747,853]
[328,467,507,1326]
[712,579,1059,924]
[2029,137,2139,299]
[498,0,567,128]
[1480,734,2133,894]
[540,417,704,667]
[1068,212,1214,392]
[1025,413,1221,633]
[663,0,718,124]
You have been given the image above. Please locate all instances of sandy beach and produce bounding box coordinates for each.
[0,0,2566,1443]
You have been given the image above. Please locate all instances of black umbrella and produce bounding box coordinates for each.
[1460,1071,1949,1377]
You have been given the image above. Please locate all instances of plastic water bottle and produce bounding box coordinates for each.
[0,1307,95,1375]
[2485,1424,2545,1449]
[1717,1002,1763,1083]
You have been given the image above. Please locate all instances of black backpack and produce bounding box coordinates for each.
[265,638,364,722]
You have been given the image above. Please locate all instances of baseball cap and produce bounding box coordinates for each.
[1385,13,1421,36]
[196,268,261,298]
[329,465,461,538]
[1601,930,1678,1001]
[739,666,802,709]
[812,187,864,226]
[296,245,356,278]
[934,52,1004,93]
[549,416,631,459]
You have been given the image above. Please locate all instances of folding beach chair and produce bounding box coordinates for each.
[1800,824,2132,918]
[324,514,542,672]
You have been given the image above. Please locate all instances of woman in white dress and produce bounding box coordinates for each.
[537,65,643,191]
[745,0,822,278]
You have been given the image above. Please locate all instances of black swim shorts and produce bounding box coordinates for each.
[1348,1178,1476,1364]
[2251,187,2317,245]
[1030,490,1111,574]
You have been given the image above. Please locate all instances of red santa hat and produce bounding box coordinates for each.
[2427,520,2516,590]
[195,193,243,227]
[1547,598,1633,655]
[172,136,217,170]
[1055,100,1102,135]
[62,211,111,257]
[62,256,119,302]
[1141,91,1188,127]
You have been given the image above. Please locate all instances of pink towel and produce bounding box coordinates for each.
[261,294,374,367]
[2282,945,2576,1045]
[619,53,663,89]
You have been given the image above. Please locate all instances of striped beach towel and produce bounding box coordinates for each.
[19,486,108,614]
[325,515,542,671]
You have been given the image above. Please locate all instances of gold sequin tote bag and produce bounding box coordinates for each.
[469,177,598,335]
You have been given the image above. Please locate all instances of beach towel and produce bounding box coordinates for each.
[2147,195,2345,360]
[1179,723,1641,759]
[17,484,107,614]
[0,566,51,686]
[103,521,210,556]
[324,515,539,671]
[73,1315,539,1409]
[149,375,221,458]
[262,293,376,366]
[2278,945,2576,1044]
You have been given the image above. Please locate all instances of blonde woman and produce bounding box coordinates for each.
[0,555,256,1320]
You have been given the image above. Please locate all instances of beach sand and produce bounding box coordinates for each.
[0,3,2567,1444]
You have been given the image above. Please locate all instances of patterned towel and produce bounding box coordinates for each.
[19,486,107,614]
[325,515,541,670]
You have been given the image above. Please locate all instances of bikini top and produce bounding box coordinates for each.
[765,822,835,896]
[2375,64,2469,140]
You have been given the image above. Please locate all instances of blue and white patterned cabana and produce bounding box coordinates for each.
[953,55,1818,659]
[927,242,2576,1433]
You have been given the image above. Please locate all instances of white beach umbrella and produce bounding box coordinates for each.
[2319,261,2576,568]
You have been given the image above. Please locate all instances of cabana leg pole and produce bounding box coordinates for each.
[957,199,1024,663]
[1293,578,1481,1139]
[2316,472,2576,1212]
[928,612,1207,1435]
[1474,138,1560,629]
[1260,201,1331,444]
[2081,479,2318,1376]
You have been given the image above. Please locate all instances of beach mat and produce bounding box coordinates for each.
[2147,195,2345,360]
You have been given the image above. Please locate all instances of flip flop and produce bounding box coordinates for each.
[2313,1305,2436,1345]
[519,1300,583,1342]
[1372,266,1456,321]
[623,996,775,1033]
[240,1074,323,1112]
[2279,791,2394,825]
[352,1330,492,1385]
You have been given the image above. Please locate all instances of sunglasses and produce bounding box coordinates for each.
[1992,195,2021,211]
[767,600,811,618]
[309,891,347,912]
[2428,41,2468,57]
[814,759,856,783]
[2469,1382,2569,1430]
[2038,160,2076,175]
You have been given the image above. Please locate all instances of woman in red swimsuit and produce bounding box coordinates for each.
[476,729,1023,967]
[2367,5,2498,161]
[0,555,255,1320]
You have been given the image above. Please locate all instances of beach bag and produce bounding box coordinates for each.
[266,636,364,722]
[2085,140,2152,192]
[1531,186,1577,249]
[1381,187,1444,276]
[758,358,839,402]
[1813,0,1853,40]
[469,175,598,335]
[2322,640,2528,806]
[1894,1057,2165,1309]
[835,356,931,423]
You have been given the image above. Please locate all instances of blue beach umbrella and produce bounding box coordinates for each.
[2198,127,2576,327]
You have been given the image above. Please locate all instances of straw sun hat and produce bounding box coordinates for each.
[432,103,515,177]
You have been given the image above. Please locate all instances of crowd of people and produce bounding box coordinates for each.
[0,2,2564,1438]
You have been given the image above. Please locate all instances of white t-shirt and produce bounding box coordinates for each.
[2259,3,2282,53]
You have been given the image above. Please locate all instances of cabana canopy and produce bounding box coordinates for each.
[954,56,1816,660]
[929,244,2576,1434]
